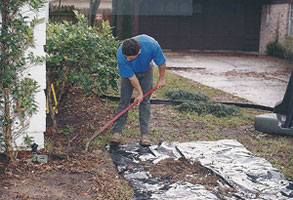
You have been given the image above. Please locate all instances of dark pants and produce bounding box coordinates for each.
[113,65,153,135]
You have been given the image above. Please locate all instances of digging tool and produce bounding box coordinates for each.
[85,86,158,151]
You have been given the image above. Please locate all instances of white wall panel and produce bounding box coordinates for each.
[16,2,48,149]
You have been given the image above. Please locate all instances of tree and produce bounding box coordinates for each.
[89,0,101,26]
[0,0,45,162]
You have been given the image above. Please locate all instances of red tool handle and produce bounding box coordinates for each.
[99,86,158,133]
[85,86,158,151]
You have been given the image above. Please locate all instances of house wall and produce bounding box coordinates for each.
[129,0,263,51]
[259,3,290,54]
[14,3,48,149]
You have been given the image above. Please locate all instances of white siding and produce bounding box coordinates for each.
[15,2,48,149]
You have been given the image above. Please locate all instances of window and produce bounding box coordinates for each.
[289,4,293,36]
[193,2,203,14]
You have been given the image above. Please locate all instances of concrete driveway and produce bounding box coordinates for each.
[165,51,292,107]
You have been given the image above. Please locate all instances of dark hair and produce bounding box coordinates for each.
[122,38,141,56]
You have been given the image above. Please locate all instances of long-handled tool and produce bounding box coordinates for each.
[85,86,158,151]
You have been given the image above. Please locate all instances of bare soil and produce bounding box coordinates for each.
[143,157,237,198]
[0,87,133,200]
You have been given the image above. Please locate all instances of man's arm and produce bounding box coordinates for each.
[157,62,166,89]
[129,74,144,103]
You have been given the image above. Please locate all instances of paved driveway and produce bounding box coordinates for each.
[165,51,292,107]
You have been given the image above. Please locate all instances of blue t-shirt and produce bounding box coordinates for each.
[117,34,166,78]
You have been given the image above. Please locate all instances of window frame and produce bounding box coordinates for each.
[288,4,293,36]
[266,4,271,25]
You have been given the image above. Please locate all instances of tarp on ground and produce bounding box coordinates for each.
[109,139,293,200]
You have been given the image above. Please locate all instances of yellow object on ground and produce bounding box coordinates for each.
[46,83,58,114]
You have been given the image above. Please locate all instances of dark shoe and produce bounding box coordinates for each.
[140,134,151,146]
[110,133,121,144]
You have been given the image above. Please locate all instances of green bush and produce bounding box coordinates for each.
[46,11,121,128]
[165,89,210,102]
[46,11,121,95]
[283,42,293,61]
[177,102,239,117]
[265,41,285,58]
[265,40,293,61]
[284,48,293,61]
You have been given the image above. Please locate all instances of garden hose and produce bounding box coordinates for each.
[100,94,274,112]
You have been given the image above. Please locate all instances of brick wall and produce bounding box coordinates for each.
[259,4,290,54]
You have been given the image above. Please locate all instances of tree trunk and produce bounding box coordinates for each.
[3,88,16,162]
[90,0,101,26]
[1,2,17,162]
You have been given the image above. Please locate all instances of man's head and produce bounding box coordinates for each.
[122,38,141,61]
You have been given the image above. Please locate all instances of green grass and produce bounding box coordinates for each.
[90,130,112,148]
[123,129,139,138]
[127,109,139,123]
[154,67,230,100]
[44,137,54,153]
[95,68,293,181]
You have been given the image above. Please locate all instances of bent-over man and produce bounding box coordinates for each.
[111,34,166,146]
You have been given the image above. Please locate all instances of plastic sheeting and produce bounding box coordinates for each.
[109,139,293,200]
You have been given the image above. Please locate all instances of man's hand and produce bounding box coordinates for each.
[157,62,166,89]
[156,78,166,89]
[129,74,144,103]
[135,92,144,103]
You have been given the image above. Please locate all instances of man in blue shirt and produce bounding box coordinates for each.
[111,34,166,146]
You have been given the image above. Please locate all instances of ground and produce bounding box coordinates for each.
[0,86,241,200]
[0,66,292,199]
[0,87,134,200]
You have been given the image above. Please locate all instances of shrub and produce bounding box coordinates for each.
[265,41,285,58]
[177,102,239,117]
[283,41,293,61]
[46,11,121,128]
[165,89,210,102]
[284,48,293,61]
[165,89,239,117]
[46,11,121,94]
